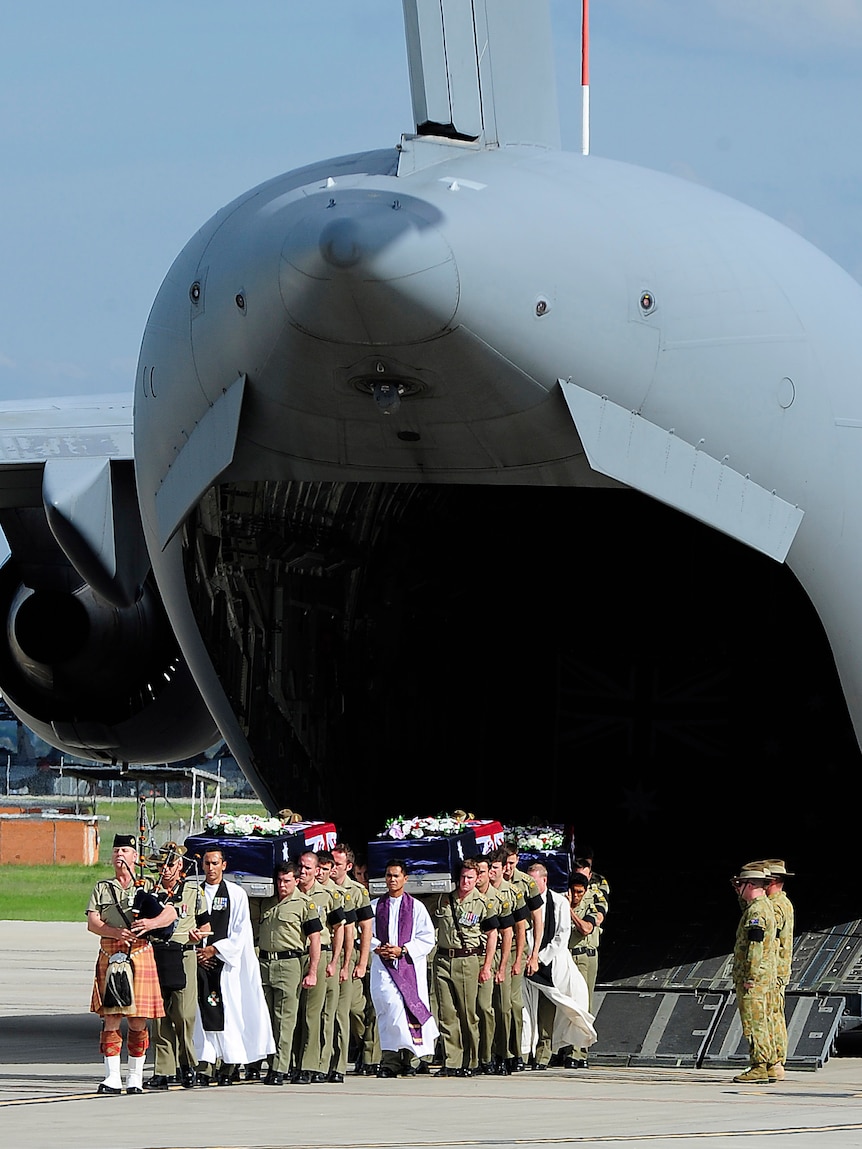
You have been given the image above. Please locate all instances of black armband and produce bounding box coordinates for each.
[498,912,515,930]
[327,907,346,927]
[355,904,374,923]
[342,907,358,925]
[747,926,765,942]
[582,913,597,928]
[513,903,530,924]
[303,918,323,936]
[525,893,543,912]
[482,914,501,932]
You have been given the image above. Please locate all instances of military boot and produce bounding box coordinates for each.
[732,1064,771,1083]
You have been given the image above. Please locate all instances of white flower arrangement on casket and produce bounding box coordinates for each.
[504,824,565,851]
[204,813,286,837]
[380,814,465,840]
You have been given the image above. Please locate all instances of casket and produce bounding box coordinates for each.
[515,848,572,893]
[368,828,479,896]
[184,821,338,898]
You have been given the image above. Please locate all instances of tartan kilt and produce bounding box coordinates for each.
[91,937,165,1018]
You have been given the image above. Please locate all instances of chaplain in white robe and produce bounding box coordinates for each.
[370,859,439,1075]
[192,849,275,1075]
[521,862,596,1063]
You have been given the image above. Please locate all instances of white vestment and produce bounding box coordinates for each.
[194,880,275,1065]
[370,894,439,1056]
[522,889,597,1055]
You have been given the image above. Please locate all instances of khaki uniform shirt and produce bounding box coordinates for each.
[430,889,499,950]
[158,879,203,945]
[87,876,155,929]
[309,879,345,947]
[259,888,322,952]
[568,885,602,954]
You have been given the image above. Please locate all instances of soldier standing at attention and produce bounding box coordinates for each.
[488,854,517,1074]
[145,842,205,1090]
[760,859,795,1082]
[429,859,499,1076]
[730,863,777,1084]
[556,870,605,1069]
[258,861,322,1085]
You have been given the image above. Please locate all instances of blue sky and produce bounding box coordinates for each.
[2,0,861,401]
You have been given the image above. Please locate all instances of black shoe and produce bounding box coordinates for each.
[217,1073,234,1086]
[460,1067,474,1077]
[434,1067,451,1077]
[96,1083,122,1095]
[353,1059,365,1076]
[180,1067,196,1089]
[532,1062,549,1071]
[245,1063,262,1081]
[310,1071,328,1083]
[195,1072,212,1087]
[476,1062,494,1075]
[415,1061,431,1075]
[401,1066,417,1077]
[144,1074,169,1091]
[364,1062,379,1076]
[328,1072,344,1083]
[264,1071,284,1086]
[376,1065,397,1078]
[509,1057,525,1073]
[493,1060,510,1076]
[293,1070,313,1085]
[564,1057,588,1069]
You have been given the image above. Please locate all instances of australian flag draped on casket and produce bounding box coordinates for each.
[369,817,479,896]
[184,818,337,894]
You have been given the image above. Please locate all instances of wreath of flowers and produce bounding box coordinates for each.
[205,813,287,837]
[379,814,465,840]
[504,824,565,852]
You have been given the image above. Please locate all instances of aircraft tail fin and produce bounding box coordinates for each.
[402,0,560,149]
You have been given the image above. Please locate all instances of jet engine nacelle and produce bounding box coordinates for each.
[0,557,218,765]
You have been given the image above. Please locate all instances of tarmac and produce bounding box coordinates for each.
[1,921,862,1148]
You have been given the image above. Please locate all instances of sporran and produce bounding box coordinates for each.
[103,949,135,1009]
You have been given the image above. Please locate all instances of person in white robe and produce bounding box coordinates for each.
[192,849,275,1081]
[370,859,439,1076]
[522,863,596,1066]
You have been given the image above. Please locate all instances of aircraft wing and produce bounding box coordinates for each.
[0,393,133,510]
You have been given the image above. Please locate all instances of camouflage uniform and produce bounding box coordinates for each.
[768,888,794,1066]
[732,894,777,1070]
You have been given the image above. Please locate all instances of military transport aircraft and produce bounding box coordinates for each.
[1,3,861,860]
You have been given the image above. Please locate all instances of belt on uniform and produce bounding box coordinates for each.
[320,944,332,952]
[181,943,198,952]
[260,949,303,960]
[439,946,483,958]
[571,947,597,957]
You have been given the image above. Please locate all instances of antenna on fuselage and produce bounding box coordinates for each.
[581,0,590,155]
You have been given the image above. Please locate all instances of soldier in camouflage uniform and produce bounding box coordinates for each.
[730,862,777,1084]
[761,859,795,1082]
[429,859,499,1076]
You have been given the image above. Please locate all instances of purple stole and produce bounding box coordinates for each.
[375,893,432,1041]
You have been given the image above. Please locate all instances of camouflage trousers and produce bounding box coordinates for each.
[771,982,788,1065]
[735,982,775,1068]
